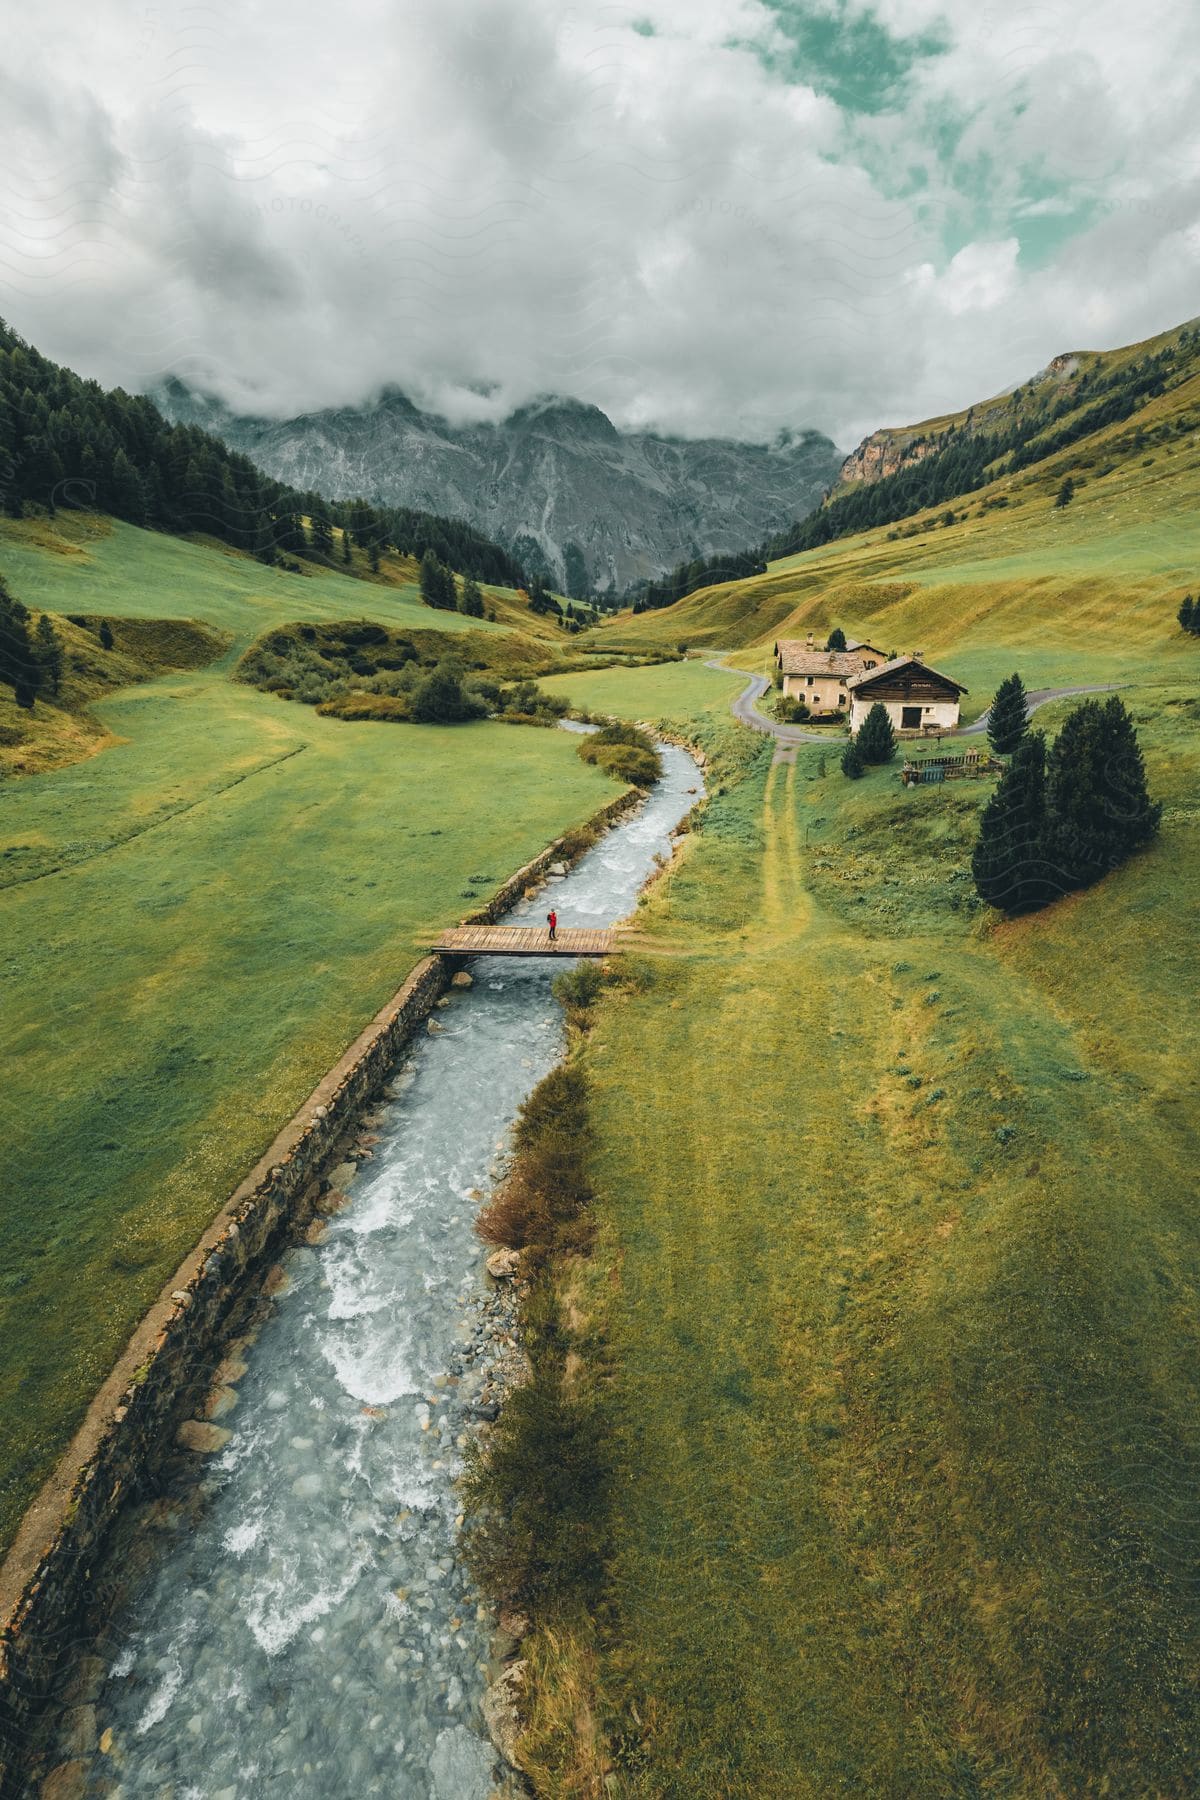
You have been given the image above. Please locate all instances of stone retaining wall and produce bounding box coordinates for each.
[0,955,448,1791]
[0,781,641,1792]
[463,785,643,925]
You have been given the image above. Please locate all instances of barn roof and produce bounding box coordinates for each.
[844,638,886,656]
[845,655,967,695]
[774,639,869,678]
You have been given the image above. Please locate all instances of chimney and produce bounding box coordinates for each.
[806,632,815,649]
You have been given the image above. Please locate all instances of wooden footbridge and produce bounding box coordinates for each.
[432,924,617,958]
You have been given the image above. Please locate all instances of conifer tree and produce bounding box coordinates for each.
[1042,697,1161,891]
[98,619,114,650]
[987,671,1029,757]
[971,732,1055,913]
[34,614,64,696]
[825,626,846,651]
[1054,476,1075,508]
[841,738,865,779]
[459,575,485,618]
[341,528,352,564]
[420,547,456,609]
[309,506,334,558]
[855,700,896,764]
[0,580,40,707]
[1178,594,1194,632]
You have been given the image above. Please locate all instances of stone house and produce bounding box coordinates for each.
[846,655,967,735]
[772,634,886,716]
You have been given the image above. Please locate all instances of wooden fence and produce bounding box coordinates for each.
[901,751,1001,786]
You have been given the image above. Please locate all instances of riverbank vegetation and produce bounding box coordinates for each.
[576,721,662,787]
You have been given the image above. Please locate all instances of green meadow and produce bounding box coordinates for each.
[0,521,619,1553]
[518,672,1200,1796]
[510,374,1200,1792]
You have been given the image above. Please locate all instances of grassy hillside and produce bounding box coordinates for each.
[516,671,1200,1795]
[835,315,1197,480]
[0,607,230,779]
[0,512,540,652]
[604,318,1200,687]
[0,516,625,1556]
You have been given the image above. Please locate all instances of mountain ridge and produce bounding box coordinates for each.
[151,378,843,593]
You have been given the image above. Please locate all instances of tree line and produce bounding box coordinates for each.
[629,547,768,614]
[0,319,527,588]
[0,576,67,708]
[972,692,1160,913]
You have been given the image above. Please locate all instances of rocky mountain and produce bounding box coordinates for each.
[834,344,1155,492]
[151,380,842,592]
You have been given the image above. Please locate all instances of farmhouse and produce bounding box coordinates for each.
[773,633,885,715]
[846,655,967,735]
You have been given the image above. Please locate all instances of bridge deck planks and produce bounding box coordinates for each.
[432,924,616,958]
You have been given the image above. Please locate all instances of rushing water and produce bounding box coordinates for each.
[76,743,700,1800]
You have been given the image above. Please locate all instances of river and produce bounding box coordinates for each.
[65,742,701,1800]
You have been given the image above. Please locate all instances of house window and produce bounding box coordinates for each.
[838,693,847,705]
[806,675,814,686]
[901,705,922,729]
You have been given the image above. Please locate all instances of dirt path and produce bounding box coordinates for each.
[710,659,1119,747]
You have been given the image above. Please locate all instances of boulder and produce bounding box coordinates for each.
[485,1249,521,1280]
[41,1763,88,1800]
[176,1419,231,1454]
[451,970,474,988]
[202,1384,239,1421]
[57,1705,97,1758]
[483,1659,528,1769]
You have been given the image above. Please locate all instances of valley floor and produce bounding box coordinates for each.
[0,658,617,1554]
[519,664,1200,1795]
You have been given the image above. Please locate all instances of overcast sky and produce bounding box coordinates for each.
[3,0,1199,446]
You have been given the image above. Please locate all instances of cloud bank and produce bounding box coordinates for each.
[2,0,1199,445]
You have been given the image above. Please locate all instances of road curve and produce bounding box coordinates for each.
[710,660,1119,747]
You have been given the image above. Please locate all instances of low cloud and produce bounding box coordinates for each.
[1,0,1198,447]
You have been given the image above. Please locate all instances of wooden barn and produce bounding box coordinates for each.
[846,655,967,735]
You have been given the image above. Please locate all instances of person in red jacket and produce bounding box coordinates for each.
[547,909,557,942]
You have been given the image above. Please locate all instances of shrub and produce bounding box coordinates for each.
[774,696,810,723]
[317,693,411,721]
[476,1063,594,1257]
[553,961,604,1020]
[841,739,865,779]
[577,721,662,786]
[410,659,487,723]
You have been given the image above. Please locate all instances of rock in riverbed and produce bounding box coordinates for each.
[176,1420,231,1454]
[483,1660,528,1768]
[485,1249,520,1280]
